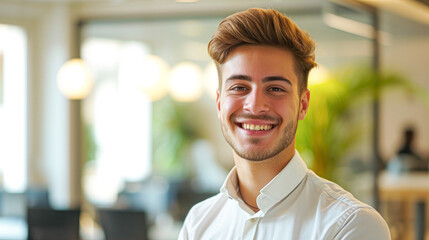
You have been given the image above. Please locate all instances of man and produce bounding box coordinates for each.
[178,8,390,240]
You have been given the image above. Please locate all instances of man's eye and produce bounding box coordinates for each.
[232,86,247,91]
[268,87,285,92]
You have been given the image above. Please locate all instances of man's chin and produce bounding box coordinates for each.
[233,147,277,162]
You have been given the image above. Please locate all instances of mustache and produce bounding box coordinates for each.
[232,113,280,123]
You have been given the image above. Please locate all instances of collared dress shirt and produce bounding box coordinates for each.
[178,151,391,240]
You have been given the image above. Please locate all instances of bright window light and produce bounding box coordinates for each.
[82,39,152,205]
[0,24,27,193]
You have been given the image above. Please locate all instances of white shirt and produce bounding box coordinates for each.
[178,151,390,240]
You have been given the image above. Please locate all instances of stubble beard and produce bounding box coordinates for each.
[221,113,298,162]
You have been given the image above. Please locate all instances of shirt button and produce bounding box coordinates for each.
[250,218,257,223]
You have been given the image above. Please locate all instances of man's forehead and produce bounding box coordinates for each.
[221,48,298,84]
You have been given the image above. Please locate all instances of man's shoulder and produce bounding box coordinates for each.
[306,171,370,209]
[303,171,382,224]
[304,172,390,239]
[333,201,391,239]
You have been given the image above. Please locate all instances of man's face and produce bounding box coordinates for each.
[216,45,310,161]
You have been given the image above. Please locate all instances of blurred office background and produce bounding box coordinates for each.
[0,0,428,239]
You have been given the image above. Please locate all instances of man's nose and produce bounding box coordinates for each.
[243,88,269,114]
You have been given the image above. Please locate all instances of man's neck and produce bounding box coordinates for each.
[234,147,295,212]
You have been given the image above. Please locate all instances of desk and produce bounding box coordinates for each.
[379,171,429,240]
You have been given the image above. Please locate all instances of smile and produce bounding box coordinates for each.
[241,123,273,131]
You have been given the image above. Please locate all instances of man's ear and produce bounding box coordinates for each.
[216,89,221,119]
[298,89,310,120]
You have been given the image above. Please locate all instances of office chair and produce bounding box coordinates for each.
[97,208,148,240]
[27,207,80,240]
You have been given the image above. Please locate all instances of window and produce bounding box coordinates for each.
[0,24,27,193]
[81,39,152,205]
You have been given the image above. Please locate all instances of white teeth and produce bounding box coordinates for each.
[242,123,273,131]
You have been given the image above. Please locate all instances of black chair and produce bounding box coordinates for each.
[27,207,80,240]
[97,208,148,240]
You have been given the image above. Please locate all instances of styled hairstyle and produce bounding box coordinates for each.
[208,8,317,94]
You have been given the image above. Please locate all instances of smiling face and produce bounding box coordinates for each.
[217,45,310,162]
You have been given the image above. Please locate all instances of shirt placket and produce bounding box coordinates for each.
[242,216,262,240]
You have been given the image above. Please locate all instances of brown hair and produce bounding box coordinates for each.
[208,8,316,94]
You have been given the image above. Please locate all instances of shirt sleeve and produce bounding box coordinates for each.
[334,207,391,240]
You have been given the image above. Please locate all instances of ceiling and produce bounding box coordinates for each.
[2,0,429,29]
[356,0,429,26]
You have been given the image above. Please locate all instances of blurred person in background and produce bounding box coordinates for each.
[178,8,390,240]
[387,126,428,174]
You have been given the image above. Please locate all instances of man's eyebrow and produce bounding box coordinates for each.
[225,74,252,82]
[263,76,292,85]
[225,75,292,86]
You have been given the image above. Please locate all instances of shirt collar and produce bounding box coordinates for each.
[220,166,239,200]
[259,150,308,203]
[220,150,308,210]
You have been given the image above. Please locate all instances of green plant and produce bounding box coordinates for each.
[152,96,200,180]
[296,67,426,182]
